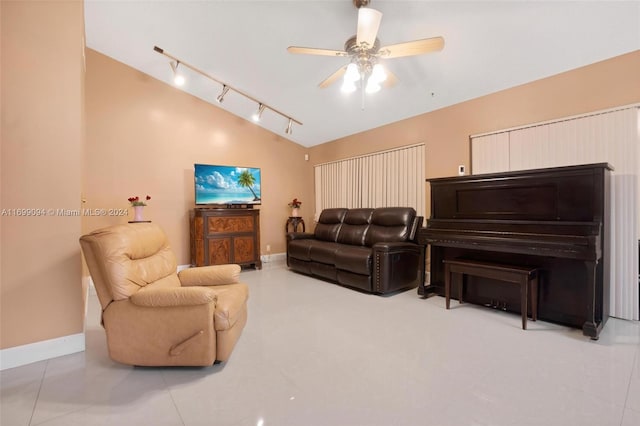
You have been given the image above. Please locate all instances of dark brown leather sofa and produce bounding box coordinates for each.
[286,207,424,294]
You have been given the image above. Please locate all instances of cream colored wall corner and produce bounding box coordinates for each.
[1,0,86,362]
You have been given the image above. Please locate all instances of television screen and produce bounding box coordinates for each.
[194,164,261,205]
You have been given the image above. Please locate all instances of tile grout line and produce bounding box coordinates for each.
[27,360,47,426]
[161,371,187,426]
[620,347,639,426]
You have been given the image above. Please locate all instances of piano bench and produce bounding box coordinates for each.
[443,259,540,330]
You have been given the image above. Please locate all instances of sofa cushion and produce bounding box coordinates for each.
[337,208,373,246]
[288,239,314,261]
[337,269,371,292]
[334,245,372,275]
[309,241,342,265]
[365,207,416,247]
[310,261,337,281]
[314,208,347,242]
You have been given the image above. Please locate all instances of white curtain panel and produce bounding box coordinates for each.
[471,132,510,174]
[314,144,425,222]
[471,106,639,321]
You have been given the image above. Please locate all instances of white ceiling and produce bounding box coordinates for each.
[84,0,639,147]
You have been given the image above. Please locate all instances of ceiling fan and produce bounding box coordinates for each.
[287,0,444,94]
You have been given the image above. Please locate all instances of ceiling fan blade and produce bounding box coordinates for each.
[379,36,445,58]
[287,46,348,57]
[356,8,383,47]
[319,65,347,88]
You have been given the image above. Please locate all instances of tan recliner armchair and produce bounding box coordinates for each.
[79,222,248,366]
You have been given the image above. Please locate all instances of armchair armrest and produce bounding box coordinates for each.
[178,264,241,286]
[130,287,217,307]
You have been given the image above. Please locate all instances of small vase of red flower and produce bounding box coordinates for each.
[288,198,301,217]
[128,195,151,222]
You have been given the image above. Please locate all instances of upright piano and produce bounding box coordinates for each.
[418,163,612,339]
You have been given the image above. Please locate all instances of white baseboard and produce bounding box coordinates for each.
[261,252,286,263]
[0,333,85,371]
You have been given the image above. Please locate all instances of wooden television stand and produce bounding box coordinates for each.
[190,208,261,269]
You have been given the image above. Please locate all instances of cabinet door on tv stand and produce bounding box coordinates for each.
[233,235,257,265]
[207,237,233,265]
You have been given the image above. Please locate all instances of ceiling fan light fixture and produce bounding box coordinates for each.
[365,79,381,94]
[252,104,266,122]
[344,63,360,82]
[370,63,387,84]
[341,79,357,94]
[170,61,185,86]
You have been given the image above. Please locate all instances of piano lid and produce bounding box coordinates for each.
[426,163,613,222]
[427,162,614,185]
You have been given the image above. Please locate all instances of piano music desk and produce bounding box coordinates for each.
[443,259,539,330]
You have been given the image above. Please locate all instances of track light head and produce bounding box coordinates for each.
[170,61,185,86]
[216,85,229,103]
[285,118,293,135]
[252,104,266,122]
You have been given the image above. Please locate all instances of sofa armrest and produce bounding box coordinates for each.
[130,287,217,307]
[178,264,241,286]
[372,241,422,252]
[287,232,315,241]
[372,242,425,294]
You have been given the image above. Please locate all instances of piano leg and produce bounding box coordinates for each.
[582,260,601,340]
[531,273,538,322]
[445,263,451,309]
[520,276,528,330]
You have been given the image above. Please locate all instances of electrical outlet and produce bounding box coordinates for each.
[458,165,466,176]
[266,244,271,253]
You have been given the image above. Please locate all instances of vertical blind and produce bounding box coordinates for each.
[314,144,425,221]
[471,106,639,321]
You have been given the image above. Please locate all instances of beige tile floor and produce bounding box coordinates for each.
[2,259,639,426]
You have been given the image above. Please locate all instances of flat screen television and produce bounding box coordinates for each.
[194,164,261,206]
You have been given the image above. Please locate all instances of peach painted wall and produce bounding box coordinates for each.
[310,50,640,216]
[1,0,85,349]
[84,49,313,264]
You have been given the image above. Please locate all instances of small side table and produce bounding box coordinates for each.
[286,216,305,233]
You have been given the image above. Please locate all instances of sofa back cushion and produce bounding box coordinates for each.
[80,223,181,306]
[365,207,416,247]
[337,208,374,246]
[314,208,348,242]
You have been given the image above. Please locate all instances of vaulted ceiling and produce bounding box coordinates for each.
[84,1,639,147]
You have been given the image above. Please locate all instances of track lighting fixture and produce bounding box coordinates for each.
[252,104,266,122]
[154,46,301,137]
[170,61,185,86]
[216,85,230,103]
